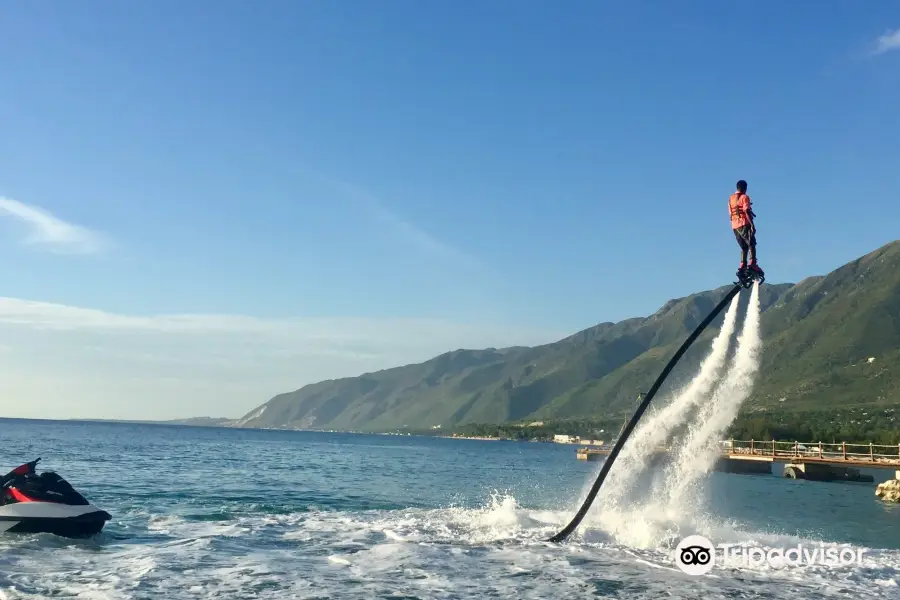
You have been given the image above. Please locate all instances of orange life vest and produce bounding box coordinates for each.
[729,192,751,229]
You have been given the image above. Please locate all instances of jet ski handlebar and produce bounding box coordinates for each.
[1,457,42,488]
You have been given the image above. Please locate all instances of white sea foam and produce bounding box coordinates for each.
[0,488,896,599]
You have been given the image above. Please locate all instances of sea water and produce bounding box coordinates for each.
[0,419,898,599]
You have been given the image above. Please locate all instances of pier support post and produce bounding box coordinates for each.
[784,462,873,482]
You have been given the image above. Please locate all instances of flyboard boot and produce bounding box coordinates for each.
[736,261,765,288]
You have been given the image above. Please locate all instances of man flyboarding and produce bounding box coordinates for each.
[730,179,764,285]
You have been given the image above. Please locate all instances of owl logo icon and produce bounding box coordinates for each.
[675,535,715,575]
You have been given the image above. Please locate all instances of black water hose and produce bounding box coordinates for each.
[547,283,743,543]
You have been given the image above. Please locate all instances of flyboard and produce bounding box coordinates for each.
[547,269,763,543]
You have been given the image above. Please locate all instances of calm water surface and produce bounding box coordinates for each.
[0,419,898,599]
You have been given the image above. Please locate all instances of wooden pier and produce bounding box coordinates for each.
[575,445,667,461]
[721,439,900,469]
[575,439,900,482]
[577,439,900,466]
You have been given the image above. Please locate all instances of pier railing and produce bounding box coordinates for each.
[724,439,900,465]
[575,439,900,466]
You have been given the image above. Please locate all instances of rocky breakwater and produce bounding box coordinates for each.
[875,472,900,503]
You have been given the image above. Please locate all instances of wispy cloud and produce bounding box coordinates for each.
[0,297,557,343]
[0,196,108,254]
[293,165,480,269]
[0,295,563,420]
[873,27,900,55]
[332,178,476,264]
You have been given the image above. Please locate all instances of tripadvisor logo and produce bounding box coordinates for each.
[674,534,867,575]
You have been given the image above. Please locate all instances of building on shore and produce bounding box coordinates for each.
[552,434,604,446]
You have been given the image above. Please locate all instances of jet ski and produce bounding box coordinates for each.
[0,458,111,538]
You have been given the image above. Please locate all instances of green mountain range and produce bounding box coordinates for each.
[234,240,900,432]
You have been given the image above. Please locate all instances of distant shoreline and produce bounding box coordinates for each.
[0,417,542,441]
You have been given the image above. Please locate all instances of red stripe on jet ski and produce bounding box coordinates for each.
[8,487,41,503]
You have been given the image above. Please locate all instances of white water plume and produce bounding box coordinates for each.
[595,291,742,510]
[663,281,762,510]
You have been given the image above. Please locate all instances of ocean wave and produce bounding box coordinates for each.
[1,493,897,599]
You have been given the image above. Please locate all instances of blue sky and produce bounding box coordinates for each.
[0,1,898,419]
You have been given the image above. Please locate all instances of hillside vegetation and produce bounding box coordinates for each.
[235,241,900,432]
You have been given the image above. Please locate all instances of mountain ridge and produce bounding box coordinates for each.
[235,240,900,432]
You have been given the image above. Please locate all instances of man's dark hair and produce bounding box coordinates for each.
[736,180,748,193]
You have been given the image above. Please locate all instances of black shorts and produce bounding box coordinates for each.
[733,225,756,249]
